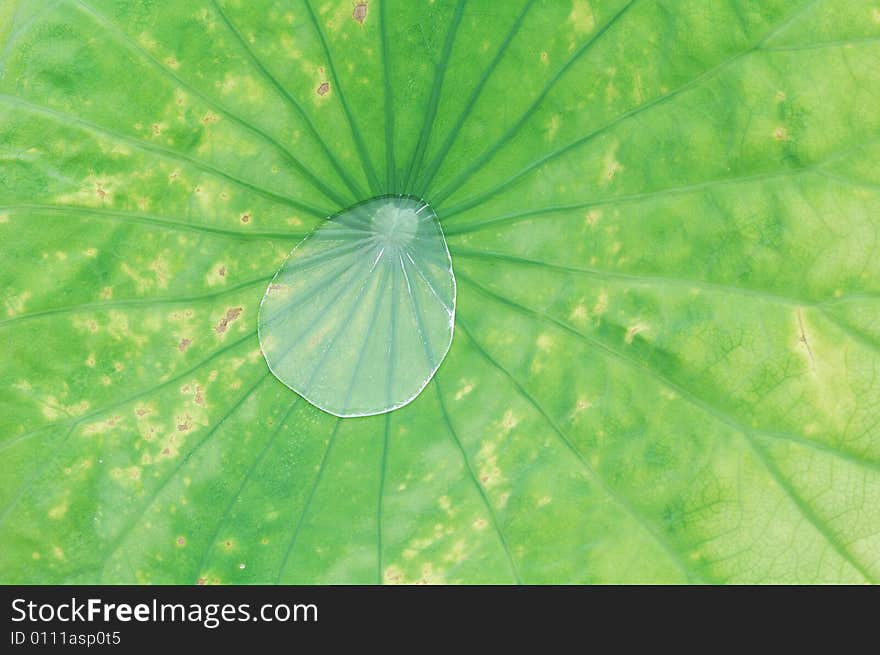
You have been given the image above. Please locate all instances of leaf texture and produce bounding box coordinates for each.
[1,0,879,584]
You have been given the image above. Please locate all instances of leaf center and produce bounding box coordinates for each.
[258,195,456,418]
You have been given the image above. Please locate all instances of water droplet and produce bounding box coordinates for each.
[259,195,455,417]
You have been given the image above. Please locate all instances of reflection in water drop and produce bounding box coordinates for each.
[258,195,455,417]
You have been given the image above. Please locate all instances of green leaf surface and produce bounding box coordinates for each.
[2,0,879,584]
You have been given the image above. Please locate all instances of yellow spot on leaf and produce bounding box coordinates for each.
[384,565,405,584]
[600,141,624,183]
[4,290,32,317]
[454,380,475,400]
[48,502,68,520]
[545,114,561,141]
[570,304,589,321]
[569,0,595,34]
[501,410,519,431]
[536,333,554,350]
[593,291,608,315]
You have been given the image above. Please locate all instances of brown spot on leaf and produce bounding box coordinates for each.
[177,415,192,432]
[240,213,250,224]
[353,2,368,23]
[178,338,192,352]
[317,81,330,96]
[218,266,226,277]
[215,307,243,334]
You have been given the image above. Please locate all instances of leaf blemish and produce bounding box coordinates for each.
[316,81,330,96]
[353,2,368,24]
[215,307,243,334]
[796,309,816,371]
[624,322,648,344]
[454,380,475,400]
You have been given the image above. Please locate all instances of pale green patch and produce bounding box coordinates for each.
[258,195,455,417]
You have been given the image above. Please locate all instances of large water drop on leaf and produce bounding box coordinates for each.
[259,196,456,417]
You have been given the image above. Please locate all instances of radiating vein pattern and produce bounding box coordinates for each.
[1,0,879,585]
[259,196,455,417]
